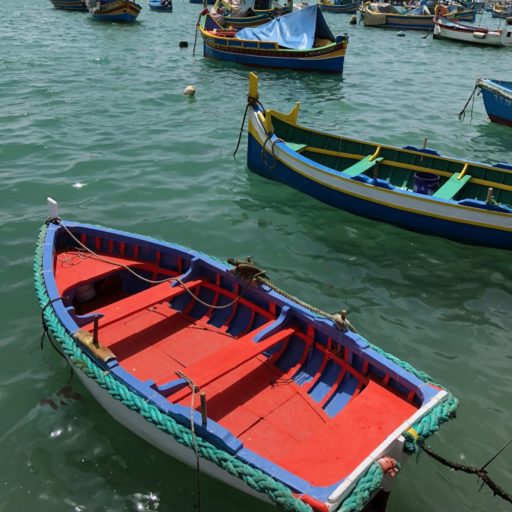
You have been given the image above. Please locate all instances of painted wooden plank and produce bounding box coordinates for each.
[342,155,384,178]
[433,173,472,200]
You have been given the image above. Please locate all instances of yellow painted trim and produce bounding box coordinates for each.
[248,72,259,102]
[407,428,419,442]
[369,146,381,162]
[458,163,468,180]
[247,123,512,230]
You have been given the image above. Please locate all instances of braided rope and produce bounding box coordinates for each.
[34,223,457,512]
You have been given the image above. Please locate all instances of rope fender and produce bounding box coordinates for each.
[34,224,457,511]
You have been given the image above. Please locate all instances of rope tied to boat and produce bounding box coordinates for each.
[228,258,357,333]
[233,94,265,158]
[458,83,479,121]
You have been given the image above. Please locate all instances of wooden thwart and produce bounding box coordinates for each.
[433,173,472,200]
[343,155,384,178]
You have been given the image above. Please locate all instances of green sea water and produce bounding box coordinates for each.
[1,0,511,510]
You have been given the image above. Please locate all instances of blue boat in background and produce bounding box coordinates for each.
[86,0,142,21]
[477,79,512,127]
[49,0,88,11]
[148,0,172,10]
[318,0,359,14]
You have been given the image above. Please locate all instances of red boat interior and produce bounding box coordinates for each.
[53,231,420,487]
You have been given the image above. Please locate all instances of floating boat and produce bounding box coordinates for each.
[35,198,457,512]
[246,73,512,249]
[211,0,292,28]
[362,2,476,29]
[190,0,216,4]
[492,1,512,17]
[49,0,88,10]
[199,5,349,73]
[433,16,512,45]
[148,0,172,10]
[318,0,359,14]
[476,79,512,127]
[86,0,142,21]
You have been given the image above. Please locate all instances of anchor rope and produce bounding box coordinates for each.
[233,97,265,157]
[458,84,478,121]
[35,223,458,512]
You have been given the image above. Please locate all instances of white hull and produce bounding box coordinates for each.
[433,21,512,46]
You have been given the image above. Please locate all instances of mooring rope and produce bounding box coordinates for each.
[421,443,512,505]
[458,84,479,121]
[233,97,265,158]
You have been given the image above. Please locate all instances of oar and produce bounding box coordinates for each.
[423,27,433,38]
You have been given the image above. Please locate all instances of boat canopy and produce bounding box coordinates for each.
[236,5,335,49]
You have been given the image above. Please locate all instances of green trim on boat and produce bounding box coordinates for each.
[433,173,472,200]
[343,155,384,178]
[286,142,308,153]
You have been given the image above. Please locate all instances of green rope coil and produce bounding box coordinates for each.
[34,223,457,512]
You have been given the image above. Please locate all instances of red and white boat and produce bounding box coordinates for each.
[433,16,512,46]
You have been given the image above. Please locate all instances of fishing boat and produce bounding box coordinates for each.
[199,5,349,73]
[433,16,512,45]
[362,2,476,29]
[492,1,512,17]
[148,0,172,10]
[318,0,359,14]
[245,73,512,249]
[35,198,457,512]
[86,0,142,21]
[190,0,216,4]
[476,79,512,127]
[211,0,292,28]
[49,0,88,11]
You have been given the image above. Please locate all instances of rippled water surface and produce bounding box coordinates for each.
[1,1,511,511]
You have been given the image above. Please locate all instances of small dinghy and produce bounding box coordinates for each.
[49,0,88,11]
[35,199,456,512]
[86,0,142,22]
[433,16,512,46]
[148,0,172,10]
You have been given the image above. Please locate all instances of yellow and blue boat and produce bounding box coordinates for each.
[246,74,512,249]
[86,0,142,22]
[211,0,292,28]
[199,5,349,73]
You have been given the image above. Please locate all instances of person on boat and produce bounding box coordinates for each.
[434,1,448,17]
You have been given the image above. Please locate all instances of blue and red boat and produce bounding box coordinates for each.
[199,5,349,73]
[246,74,512,249]
[34,199,456,512]
[49,0,88,11]
[477,79,512,127]
[86,0,142,21]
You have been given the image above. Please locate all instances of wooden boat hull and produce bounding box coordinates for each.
[318,0,359,14]
[246,75,512,249]
[478,79,512,127]
[190,0,216,4]
[433,19,512,45]
[50,0,88,10]
[148,0,172,10]
[364,8,476,29]
[88,0,141,21]
[35,214,455,511]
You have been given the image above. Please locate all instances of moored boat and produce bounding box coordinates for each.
[210,0,292,28]
[246,73,512,249]
[148,0,172,10]
[362,2,476,29]
[35,198,457,512]
[49,0,88,11]
[86,0,142,21]
[492,1,512,17]
[318,0,359,14]
[476,78,512,127]
[199,5,349,73]
[433,16,512,45]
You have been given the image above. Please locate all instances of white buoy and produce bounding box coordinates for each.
[47,197,59,219]
[183,85,196,96]
[397,31,405,37]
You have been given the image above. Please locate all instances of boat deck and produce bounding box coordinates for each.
[55,248,417,487]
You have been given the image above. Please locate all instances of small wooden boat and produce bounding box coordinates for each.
[148,0,172,10]
[246,73,512,249]
[86,0,142,21]
[433,16,512,45]
[35,198,456,512]
[492,1,512,17]
[362,2,476,29]
[190,0,216,4]
[476,79,512,127]
[199,5,349,73]
[49,0,88,11]
[318,0,359,14]
[211,0,292,28]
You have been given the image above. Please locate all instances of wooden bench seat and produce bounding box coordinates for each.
[343,155,384,178]
[88,278,205,329]
[285,142,308,153]
[170,324,296,399]
[432,173,472,200]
